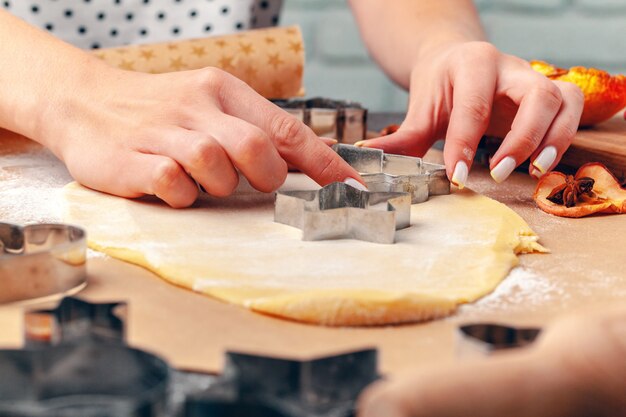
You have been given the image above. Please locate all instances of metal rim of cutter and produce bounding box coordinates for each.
[333,144,450,203]
[275,181,411,244]
[0,222,87,305]
[457,323,542,355]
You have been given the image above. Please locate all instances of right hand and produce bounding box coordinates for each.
[358,305,626,417]
[40,64,363,207]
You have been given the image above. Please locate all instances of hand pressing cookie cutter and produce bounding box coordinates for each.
[275,182,411,244]
[0,222,87,304]
[0,296,169,417]
[333,144,450,204]
[456,323,542,357]
[273,97,367,144]
[185,349,379,417]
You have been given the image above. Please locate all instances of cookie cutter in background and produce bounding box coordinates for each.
[185,349,379,417]
[456,323,542,357]
[333,144,450,204]
[274,97,367,144]
[0,296,170,417]
[274,181,411,244]
[0,223,87,304]
[23,296,126,347]
[1,296,380,417]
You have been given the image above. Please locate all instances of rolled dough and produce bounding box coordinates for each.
[63,175,546,326]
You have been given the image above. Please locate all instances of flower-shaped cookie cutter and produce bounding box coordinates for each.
[333,144,450,204]
[274,182,411,244]
[0,223,87,304]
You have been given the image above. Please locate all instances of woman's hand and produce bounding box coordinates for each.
[358,41,585,187]
[358,305,626,417]
[39,64,363,207]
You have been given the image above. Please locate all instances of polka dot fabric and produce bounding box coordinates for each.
[3,0,283,49]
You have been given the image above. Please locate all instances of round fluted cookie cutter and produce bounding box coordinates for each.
[0,223,87,304]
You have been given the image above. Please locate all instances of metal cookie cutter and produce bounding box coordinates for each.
[0,222,87,304]
[333,144,450,204]
[0,296,170,417]
[24,296,126,347]
[457,323,542,357]
[185,349,379,417]
[275,182,411,244]
[273,97,367,144]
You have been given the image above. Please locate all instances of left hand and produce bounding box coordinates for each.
[358,42,584,187]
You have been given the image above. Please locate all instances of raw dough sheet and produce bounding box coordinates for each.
[63,174,545,326]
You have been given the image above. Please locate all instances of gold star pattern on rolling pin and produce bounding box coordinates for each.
[215,40,228,49]
[238,42,254,56]
[167,43,178,51]
[119,59,135,70]
[264,36,276,45]
[140,49,155,61]
[219,55,234,70]
[170,56,186,70]
[286,28,297,35]
[289,41,303,54]
[267,53,283,69]
[191,46,206,58]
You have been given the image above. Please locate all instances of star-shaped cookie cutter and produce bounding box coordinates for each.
[275,182,410,244]
[333,144,450,203]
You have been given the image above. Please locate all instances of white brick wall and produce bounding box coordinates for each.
[281,0,626,112]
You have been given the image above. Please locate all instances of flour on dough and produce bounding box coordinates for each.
[63,176,546,326]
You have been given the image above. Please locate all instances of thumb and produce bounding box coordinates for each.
[356,126,436,157]
[355,95,438,157]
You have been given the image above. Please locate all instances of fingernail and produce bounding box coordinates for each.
[490,156,516,183]
[530,167,543,179]
[532,146,557,174]
[451,161,468,189]
[321,137,338,144]
[353,140,367,148]
[344,177,368,191]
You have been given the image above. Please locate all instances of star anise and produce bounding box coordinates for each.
[546,175,595,207]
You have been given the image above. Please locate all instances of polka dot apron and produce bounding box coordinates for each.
[3,0,283,49]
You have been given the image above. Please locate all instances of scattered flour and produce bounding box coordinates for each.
[458,267,567,316]
[0,148,72,224]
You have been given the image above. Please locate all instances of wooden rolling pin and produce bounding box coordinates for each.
[92,25,305,99]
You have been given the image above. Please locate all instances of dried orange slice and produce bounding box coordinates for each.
[534,163,626,217]
[531,61,626,127]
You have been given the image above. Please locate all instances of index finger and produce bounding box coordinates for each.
[216,75,364,186]
[443,62,497,188]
